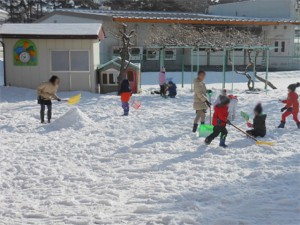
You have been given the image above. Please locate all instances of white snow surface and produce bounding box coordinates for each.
[0,71,300,225]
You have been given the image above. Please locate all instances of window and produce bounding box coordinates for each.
[165,50,175,60]
[109,73,115,84]
[146,49,159,60]
[103,73,108,84]
[281,41,285,52]
[130,47,143,60]
[51,51,69,71]
[131,48,141,56]
[70,51,89,71]
[51,50,89,72]
[113,48,120,56]
[274,41,279,52]
[102,72,118,85]
[127,71,134,82]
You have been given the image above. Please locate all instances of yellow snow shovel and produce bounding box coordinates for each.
[66,93,81,105]
[230,123,275,146]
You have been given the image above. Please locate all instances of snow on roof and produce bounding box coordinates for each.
[0,23,104,39]
[49,9,300,25]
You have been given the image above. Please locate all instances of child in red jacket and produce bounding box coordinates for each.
[120,79,132,116]
[278,82,300,129]
[205,96,231,148]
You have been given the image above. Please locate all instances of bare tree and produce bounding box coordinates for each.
[146,24,277,90]
[111,23,136,93]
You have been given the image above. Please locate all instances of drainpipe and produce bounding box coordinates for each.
[0,41,6,86]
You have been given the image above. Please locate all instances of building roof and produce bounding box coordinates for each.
[38,9,300,26]
[0,23,105,39]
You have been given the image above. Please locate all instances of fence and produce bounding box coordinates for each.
[100,51,300,73]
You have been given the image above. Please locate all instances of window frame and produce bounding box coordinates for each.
[101,70,118,86]
[146,49,159,60]
[50,50,90,73]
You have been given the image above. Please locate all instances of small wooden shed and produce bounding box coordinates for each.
[97,57,141,94]
[0,23,105,92]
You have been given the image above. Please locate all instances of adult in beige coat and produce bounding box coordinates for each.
[193,71,211,132]
[37,75,61,123]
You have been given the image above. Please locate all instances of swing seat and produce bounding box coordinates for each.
[198,124,214,137]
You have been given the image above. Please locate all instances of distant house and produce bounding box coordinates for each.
[0,23,105,92]
[35,0,300,71]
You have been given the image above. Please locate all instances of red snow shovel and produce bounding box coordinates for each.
[230,122,275,146]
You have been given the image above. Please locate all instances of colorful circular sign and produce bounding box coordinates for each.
[14,39,38,66]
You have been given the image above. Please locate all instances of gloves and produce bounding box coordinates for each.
[57,98,61,102]
[281,107,287,112]
[247,122,253,128]
[227,120,231,125]
[205,100,212,108]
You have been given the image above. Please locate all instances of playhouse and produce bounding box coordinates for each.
[97,57,141,94]
[0,23,105,92]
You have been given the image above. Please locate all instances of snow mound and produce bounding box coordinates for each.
[48,107,93,131]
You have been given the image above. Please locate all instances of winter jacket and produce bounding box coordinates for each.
[253,114,267,131]
[212,105,229,127]
[283,92,299,114]
[159,72,166,86]
[120,79,132,102]
[193,78,208,110]
[37,82,59,100]
[168,81,177,96]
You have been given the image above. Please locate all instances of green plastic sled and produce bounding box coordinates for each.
[198,124,214,138]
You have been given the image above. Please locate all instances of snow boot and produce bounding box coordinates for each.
[278,121,285,128]
[219,137,228,148]
[297,122,300,129]
[204,137,212,145]
[123,110,129,116]
[192,124,198,133]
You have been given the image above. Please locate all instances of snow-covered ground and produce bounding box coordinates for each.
[0,71,300,225]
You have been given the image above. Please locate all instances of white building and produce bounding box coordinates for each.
[209,0,300,68]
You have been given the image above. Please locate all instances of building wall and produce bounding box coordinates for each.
[4,38,100,92]
[263,24,298,69]
[209,0,297,19]
[37,13,299,71]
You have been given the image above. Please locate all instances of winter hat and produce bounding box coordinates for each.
[219,95,230,106]
[288,82,300,92]
[161,67,166,73]
[254,103,263,114]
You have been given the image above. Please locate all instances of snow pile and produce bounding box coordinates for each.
[47,107,93,131]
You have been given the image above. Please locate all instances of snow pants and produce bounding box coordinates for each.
[246,129,266,138]
[194,110,206,124]
[206,126,228,142]
[160,85,166,96]
[122,102,129,116]
[40,104,52,123]
[281,110,299,124]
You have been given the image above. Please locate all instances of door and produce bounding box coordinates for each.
[127,69,136,93]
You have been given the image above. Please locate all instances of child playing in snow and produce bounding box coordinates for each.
[167,80,177,98]
[214,89,238,121]
[205,96,231,148]
[278,82,300,129]
[120,79,132,116]
[158,67,166,97]
[246,103,267,137]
